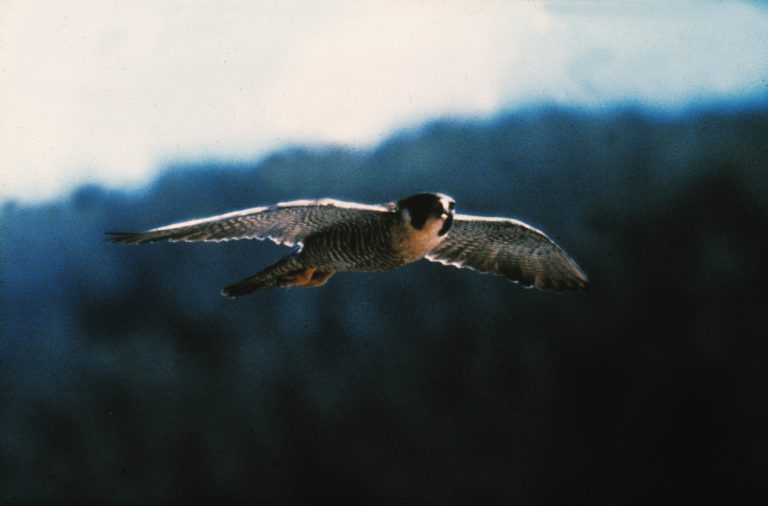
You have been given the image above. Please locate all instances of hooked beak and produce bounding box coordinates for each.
[438,213,454,236]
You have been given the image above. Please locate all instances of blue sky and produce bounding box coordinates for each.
[1,0,767,203]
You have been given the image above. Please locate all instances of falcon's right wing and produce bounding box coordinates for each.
[107,199,389,248]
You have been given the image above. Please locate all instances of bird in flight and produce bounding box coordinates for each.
[108,193,589,297]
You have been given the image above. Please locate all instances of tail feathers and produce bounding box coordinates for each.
[222,273,278,298]
[221,255,302,298]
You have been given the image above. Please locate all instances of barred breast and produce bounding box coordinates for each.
[299,213,405,272]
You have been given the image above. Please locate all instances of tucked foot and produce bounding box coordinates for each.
[304,269,336,287]
[277,268,336,288]
[275,268,314,288]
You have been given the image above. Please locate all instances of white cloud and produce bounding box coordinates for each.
[260,2,552,144]
[1,0,767,203]
[0,1,328,199]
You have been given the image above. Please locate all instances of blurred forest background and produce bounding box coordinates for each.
[2,107,767,504]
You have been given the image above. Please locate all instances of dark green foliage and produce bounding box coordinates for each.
[1,108,767,504]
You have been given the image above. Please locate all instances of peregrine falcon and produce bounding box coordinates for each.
[108,193,589,297]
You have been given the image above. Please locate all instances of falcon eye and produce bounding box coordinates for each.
[448,201,455,211]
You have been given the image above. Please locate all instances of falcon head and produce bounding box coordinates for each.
[396,193,455,236]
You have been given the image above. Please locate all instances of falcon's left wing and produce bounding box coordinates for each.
[426,214,589,291]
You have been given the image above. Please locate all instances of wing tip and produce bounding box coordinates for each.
[570,264,591,293]
[537,270,591,293]
[529,278,588,293]
[559,276,591,293]
[578,276,591,293]
[544,255,590,293]
[105,231,151,244]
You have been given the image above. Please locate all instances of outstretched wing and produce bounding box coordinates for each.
[426,214,589,291]
[107,199,389,247]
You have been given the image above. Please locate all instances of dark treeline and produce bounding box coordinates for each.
[1,108,767,504]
